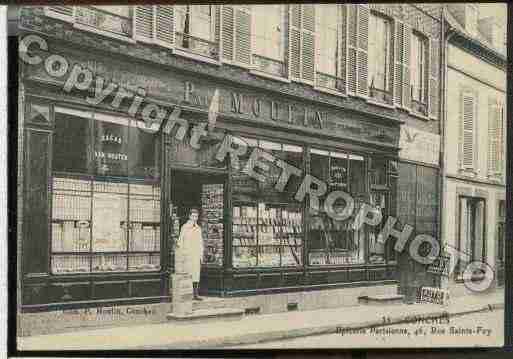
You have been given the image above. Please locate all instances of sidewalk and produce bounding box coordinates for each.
[17,289,504,350]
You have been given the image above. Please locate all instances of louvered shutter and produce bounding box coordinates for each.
[388,18,395,104]
[221,5,235,61]
[488,99,501,175]
[356,4,369,97]
[301,4,316,83]
[402,24,411,110]
[214,5,221,48]
[134,5,155,43]
[428,38,439,119]
[155,5,174,48]
[393,21,404,106]
[347,4,358,95]
[337,5,347,93]
[461,92,475,170]
[235,6,251,66]
[45,6,74,22]
[289,4,302,79]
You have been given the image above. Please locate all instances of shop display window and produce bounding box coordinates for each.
[308,149,367,265]
[51,107,161,274]
[231,138,304,268]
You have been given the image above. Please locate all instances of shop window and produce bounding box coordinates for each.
[167,128,226,169]
[369,157,388,188]
[231,138,304,268]
[368,13,392,103]
[175,5,219,59]
[51,107,160,274]
[456,197,486,277]
[252,5,287,78]
[308,149,367,265]
[410,31,428,115]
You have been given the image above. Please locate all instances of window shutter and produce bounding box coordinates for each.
[45,6,75,22]
[347,4,358,95]
[301,4,316,83]
[487,99,501,175]
[221,5,235,61]
[402,24,411,110]
[356,4,369,97]
[498,104,505,174]
[460,92,475,170]
[214,5,221,48]
[337,5,347,93]
[235,6,251,66]
[134,6,155,43]
[289,4,302,79]
[428,38,438,119]
[393,21,404,106]
[155,5,174,48]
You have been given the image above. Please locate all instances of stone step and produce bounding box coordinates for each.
[166,307,244,324]
[358,294,405,305]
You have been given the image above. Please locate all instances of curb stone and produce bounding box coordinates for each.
[133,302,504,349]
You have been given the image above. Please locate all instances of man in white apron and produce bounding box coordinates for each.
[175,208,204,300]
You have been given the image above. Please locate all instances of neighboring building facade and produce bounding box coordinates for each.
[442,4,507,296]
[17,4,442,334]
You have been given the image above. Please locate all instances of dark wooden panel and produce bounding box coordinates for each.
[22,284,47,305]
[307,270,330,285]
[232,273,258,291]
[129,279,161,298]
[282,271,303,287]
[92,281,129,300]
[48,282,91,303]
[328,269,348,283]
[200,272,223,292]
[23,129,52,277]
[259,272,282,289]
[367,268,386,281]
[347,269,366,282]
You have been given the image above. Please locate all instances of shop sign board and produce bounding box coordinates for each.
[416,286,450,306]
[399,126,440,166]
[25,45,400,149]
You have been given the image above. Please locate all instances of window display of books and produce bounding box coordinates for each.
[201,184,224,265]
[51,177,161,274]
[232,202,303,267]
[52,255,90,273]
[92,254,128,272]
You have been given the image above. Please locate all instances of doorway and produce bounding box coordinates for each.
[170,169,226,267]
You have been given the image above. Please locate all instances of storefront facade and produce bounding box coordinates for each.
[18,4,442,317]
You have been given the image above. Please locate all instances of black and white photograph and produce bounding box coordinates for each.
[8,2,508,352]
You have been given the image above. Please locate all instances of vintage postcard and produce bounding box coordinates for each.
[11,3,506,352]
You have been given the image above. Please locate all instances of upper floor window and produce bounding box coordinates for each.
[368,14,391,93]
[316,5,338,77]
[252,5,286,77]
[175,5,218,59]
[411,32,427,104]
[316,5,342,90]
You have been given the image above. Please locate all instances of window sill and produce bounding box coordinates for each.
[366,98,396,110]
[292,77,315,87]
[250,69,291,83]
[73,23,136,44]
[458,169,478,178]
[174,47,221,66]
[407,108,430,121]
[314,86,347,98]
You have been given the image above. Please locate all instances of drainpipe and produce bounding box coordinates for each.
[439,6,456,291]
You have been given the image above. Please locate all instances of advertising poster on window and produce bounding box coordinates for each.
[94,117,129,176]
